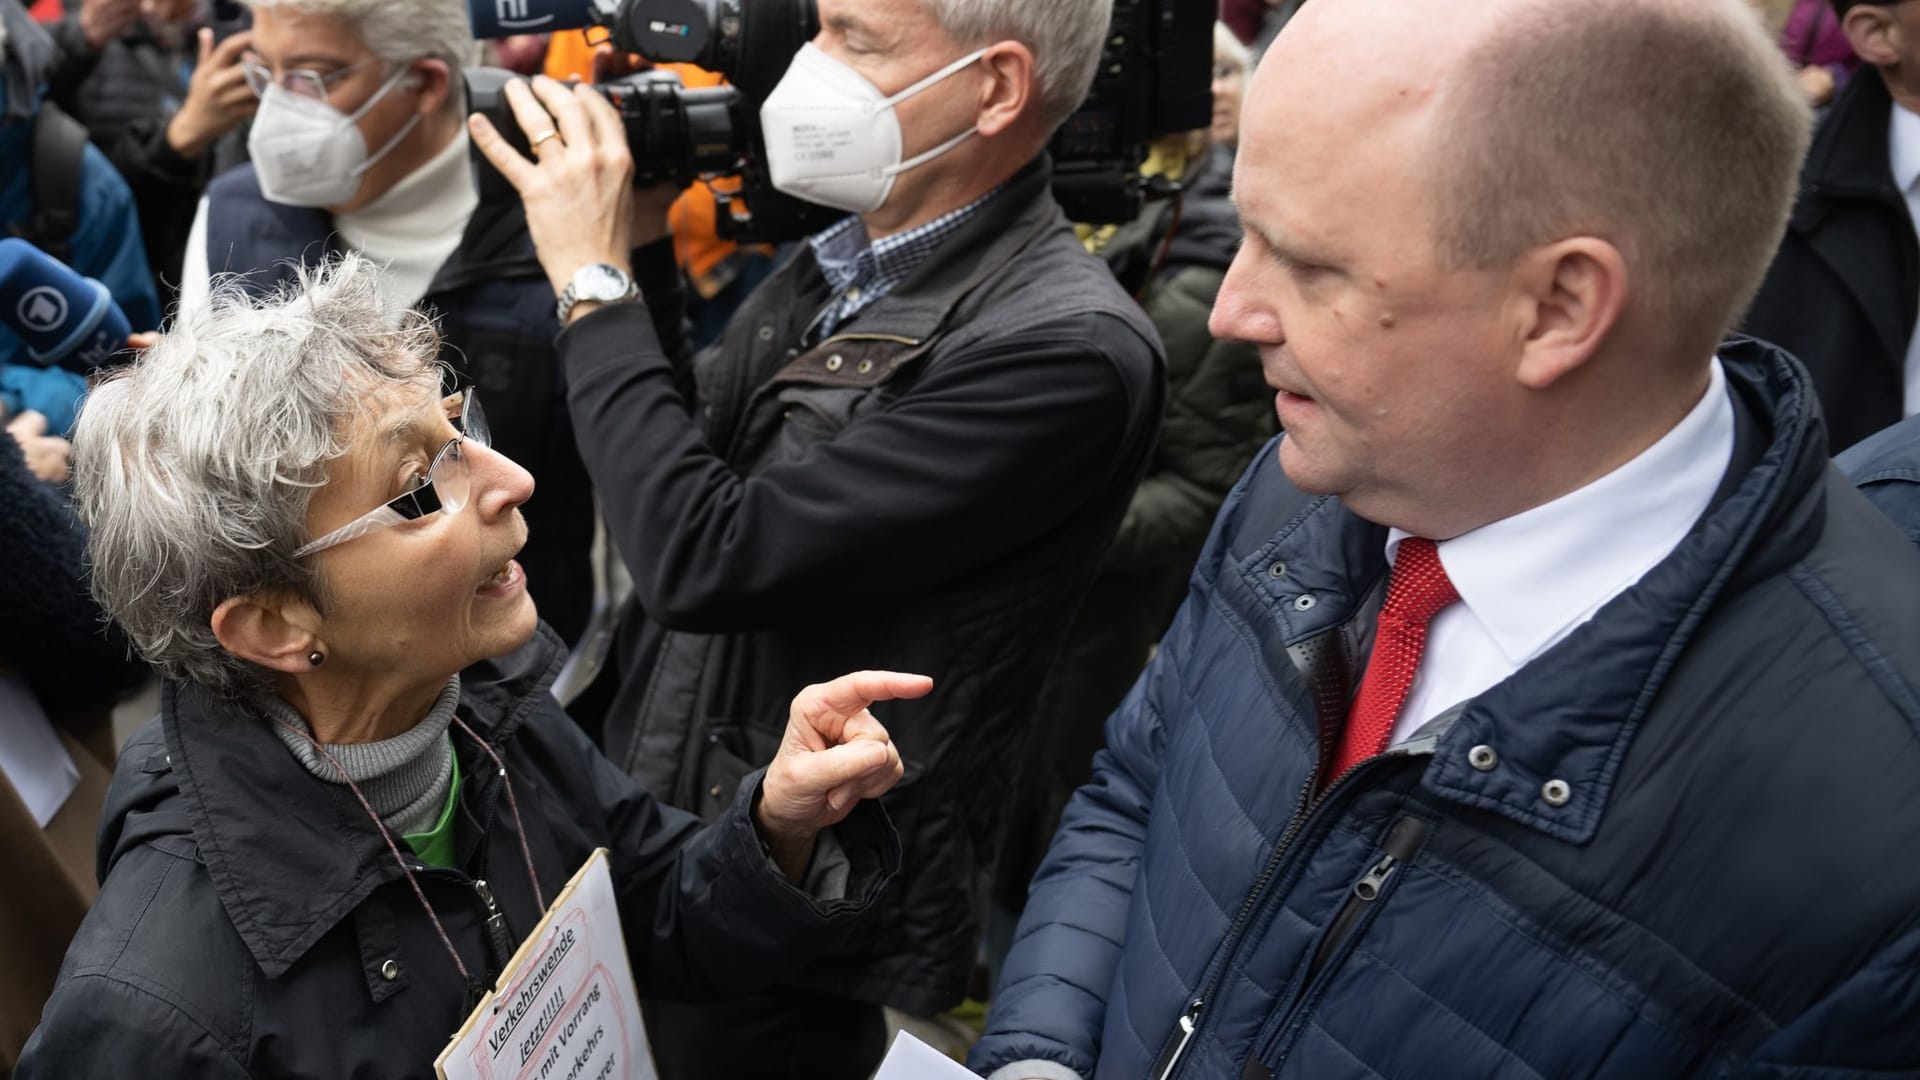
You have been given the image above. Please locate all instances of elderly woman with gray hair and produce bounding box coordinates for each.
[16,255,923,1079]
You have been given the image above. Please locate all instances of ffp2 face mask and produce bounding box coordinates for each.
[759,43,989,215]
[248,65,422,208]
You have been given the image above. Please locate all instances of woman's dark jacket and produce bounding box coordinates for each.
[16,626,898,1078]
[559,157,1165,1013]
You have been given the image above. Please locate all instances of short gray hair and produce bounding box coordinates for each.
[1431,0,1810,344]
[922,0,1114,130]
[72,255,440,698]
[243,0,479,80]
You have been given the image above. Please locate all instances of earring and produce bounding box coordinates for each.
[308,651,326,667]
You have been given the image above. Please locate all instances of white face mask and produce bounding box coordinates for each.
[248,65,422,208]
[760,42,988,215]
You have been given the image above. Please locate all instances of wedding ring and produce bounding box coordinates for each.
[529,129,561,150]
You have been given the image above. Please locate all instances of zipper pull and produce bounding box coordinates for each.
[1352,855,1399,901]
[476,880,506,930]
[1152,998,1205,1080]
[473,879,515,965]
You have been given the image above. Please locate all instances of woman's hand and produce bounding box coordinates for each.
[468,76,643,298]
[755,670,931,883]
[166,29,258,160]
[8,411,73,485]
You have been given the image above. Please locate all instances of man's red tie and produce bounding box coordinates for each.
[1329,537,1460,781]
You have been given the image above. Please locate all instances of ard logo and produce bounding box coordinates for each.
[17,287,68,335]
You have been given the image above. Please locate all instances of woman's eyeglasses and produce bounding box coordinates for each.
[293,391,491,559]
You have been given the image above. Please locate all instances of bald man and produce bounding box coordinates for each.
[972,2,1920,1078]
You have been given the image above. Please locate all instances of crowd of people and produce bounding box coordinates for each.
[3,0,1920,1077]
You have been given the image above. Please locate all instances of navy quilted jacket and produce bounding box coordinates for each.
[972,338,1920,1080]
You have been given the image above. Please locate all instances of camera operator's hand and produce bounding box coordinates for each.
[7,412,73,485]
[756,670,928,883]
[470,76,646,300]
[166,29,257,160]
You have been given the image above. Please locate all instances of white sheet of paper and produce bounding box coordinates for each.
[874,1031,979,1080]
[437,848,656,1080]
[0,673,80,828]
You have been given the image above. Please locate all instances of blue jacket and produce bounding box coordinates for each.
[973,338,1920,1080]
[0,3,159,432]
[1839,414,1920,544]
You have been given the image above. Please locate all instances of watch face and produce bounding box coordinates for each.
[576,264,629,302]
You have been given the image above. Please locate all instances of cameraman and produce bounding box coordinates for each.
[176,0,598,645]
[471,0,1165,1074]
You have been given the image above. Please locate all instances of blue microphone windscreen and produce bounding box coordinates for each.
[0,237,132,373]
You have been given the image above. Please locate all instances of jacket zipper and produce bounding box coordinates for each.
[1299,816,1429,987]
[1150,999,1206,1080]
[814,331,923,348]
[1152,745,1424,1080]
[1242,815,1432,1079]
[1147,627,1350,1080]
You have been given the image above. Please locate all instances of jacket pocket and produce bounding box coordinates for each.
[691,720,784,821]
[769,385,872,460]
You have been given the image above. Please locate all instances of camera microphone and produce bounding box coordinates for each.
[0,238,133,375]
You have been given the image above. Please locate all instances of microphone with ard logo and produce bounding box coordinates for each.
[0,237,134,375]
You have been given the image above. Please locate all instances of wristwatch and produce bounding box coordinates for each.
[556,263,640,324]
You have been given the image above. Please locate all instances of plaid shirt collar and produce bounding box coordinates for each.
[806,184,1004,339]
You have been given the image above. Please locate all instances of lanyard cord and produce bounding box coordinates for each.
[272,719,474,985]
[451,715,547,911]
[267,715,547,986]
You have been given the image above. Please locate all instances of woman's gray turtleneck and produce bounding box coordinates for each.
[258,676,462,837]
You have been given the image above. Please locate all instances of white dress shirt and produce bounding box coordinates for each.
[1384,359,1736,745]
[1890,101,1920,416]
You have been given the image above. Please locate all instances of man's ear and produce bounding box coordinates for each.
[211,594,324,675]
[975,41,1035,138]
[1510,237,1629,391]
[1842,6,1898,68]
[411,57,454,117]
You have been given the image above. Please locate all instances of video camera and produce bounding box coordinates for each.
[467,0,1211,242]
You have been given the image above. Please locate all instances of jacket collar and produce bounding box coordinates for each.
[1799,70,1903,207]
[423,146,546,297]
[1241,339,1826,843]
[144,625,567,978]
[1788,69,1920,383]
[822,155,1063,346]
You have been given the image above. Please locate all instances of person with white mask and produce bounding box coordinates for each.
[179,0,603,652]
[469,0,1166,1076]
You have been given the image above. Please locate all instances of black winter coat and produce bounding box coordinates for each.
[1745,70,1920,453]
[559,158,1165,1012]
[16,627,899,1079]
